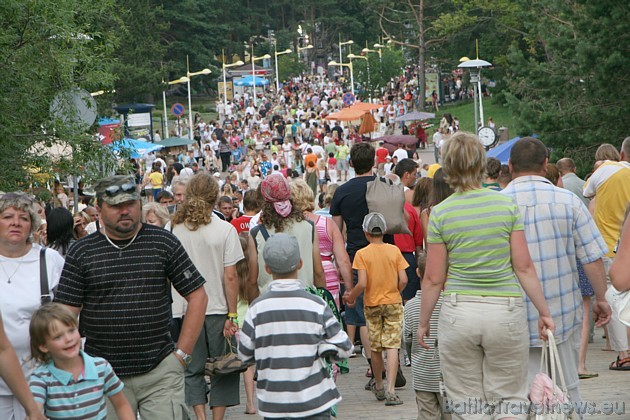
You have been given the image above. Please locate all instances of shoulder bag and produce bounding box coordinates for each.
[365,177,410,235]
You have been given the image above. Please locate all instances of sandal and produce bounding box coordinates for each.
[365,377,375,390]
[578,372,599,379]
[371,382,386,401]
[384,392,403,406]
[609,356,630,371]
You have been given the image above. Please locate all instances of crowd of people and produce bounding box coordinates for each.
[1,72,630,420]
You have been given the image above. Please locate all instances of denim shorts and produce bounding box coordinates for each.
[345,253,366,326]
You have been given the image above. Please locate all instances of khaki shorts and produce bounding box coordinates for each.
[364,303,403,351]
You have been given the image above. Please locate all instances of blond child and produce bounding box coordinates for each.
[28,303,134,420]
[403,252,451,420]
[236,233,256,415]
[344,212,408,406]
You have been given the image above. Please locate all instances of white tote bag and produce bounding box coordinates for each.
[529,330,577,420]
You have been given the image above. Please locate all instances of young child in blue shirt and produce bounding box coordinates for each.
[28,303,134,420]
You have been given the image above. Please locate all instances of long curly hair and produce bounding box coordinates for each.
[260,200,304,232]
[172,173,218,231]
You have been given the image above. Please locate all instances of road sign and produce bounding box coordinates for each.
[171,103,185,117]
[342,92,355,106]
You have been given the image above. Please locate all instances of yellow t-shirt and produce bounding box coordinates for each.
[353,243,409,306]
[149,171,163,189]
[427,163,441,178]
[583,161,630,257]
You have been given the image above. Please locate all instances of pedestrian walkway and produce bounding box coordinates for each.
[220,334,629,419]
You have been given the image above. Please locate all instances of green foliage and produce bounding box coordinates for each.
[352,48,405,99]
[277,55,307,84]
[111,0,168,103]
[0,0,123,192]
[503,0,629,149]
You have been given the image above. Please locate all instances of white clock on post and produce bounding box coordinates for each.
[478,126,497,149]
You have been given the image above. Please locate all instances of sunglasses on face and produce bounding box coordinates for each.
[104,183,136,197]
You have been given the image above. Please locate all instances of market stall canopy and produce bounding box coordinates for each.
[395,110,435,122]
[159,137,196,148]
[233,75,270,87]
[324,108,366,121]
[372,135,418,146]
[349,102,384,111]
[110,138,163,159]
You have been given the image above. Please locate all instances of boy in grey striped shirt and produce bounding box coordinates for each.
[403,252,451,420]
[238,234,353,419]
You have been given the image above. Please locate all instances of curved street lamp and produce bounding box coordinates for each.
[297,44,313,71]
[339,38,354,65]
[274,48,292,92]
[185,56,211,139]
[251,51,271,105]
[164,76,189,138]
[347,53,369,99]
[222,50,245,111]
[329,60,354,95]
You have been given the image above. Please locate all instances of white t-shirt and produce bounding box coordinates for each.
[171,219,244,317]
[393,148,408,163]
[0,244,64,395]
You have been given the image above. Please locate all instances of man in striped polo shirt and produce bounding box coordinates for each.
[503,138,611,414]
[54,175,208,419]
[238,234,353,419]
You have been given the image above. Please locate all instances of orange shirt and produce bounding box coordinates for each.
[353,243,409,306]
[304,153,317,168]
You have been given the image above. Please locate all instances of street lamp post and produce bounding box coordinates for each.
[297,44,313,69]
[250,47,271,105]
[347,54,369,100]
[274,48,292,92]
[167,76,189,137]
[339,37,354,66]
[458,57,492,132]
[328,61,354,95]
[185,55,211,140]
[364,43,385,61]
[222,50,245,112]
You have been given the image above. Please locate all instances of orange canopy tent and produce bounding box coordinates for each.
[349,102,384,111]
[324,108,366,121]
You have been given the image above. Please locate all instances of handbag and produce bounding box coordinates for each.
[365,177,410,235]
[40,248,52,305]
[529,330,577,420]
[607,285,630,327]
[204,338,248,376]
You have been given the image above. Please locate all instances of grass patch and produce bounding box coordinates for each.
[426,99,518,138]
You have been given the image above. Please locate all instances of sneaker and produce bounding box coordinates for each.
[364,377,375,391]
[404,355,411,367]
[371,382,386,401]
[384,392,403,406]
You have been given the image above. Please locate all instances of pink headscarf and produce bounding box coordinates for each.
[260,173,293,217]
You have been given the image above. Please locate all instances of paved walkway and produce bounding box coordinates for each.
[217,334,629,419]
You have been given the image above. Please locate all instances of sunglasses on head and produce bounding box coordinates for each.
[104,183,136,197]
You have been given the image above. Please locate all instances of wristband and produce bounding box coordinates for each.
[227,312,238,318]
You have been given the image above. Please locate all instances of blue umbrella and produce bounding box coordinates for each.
[110,138,163,159]
[233,76,270,87]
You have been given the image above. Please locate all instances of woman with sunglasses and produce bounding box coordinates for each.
[0,192,65,419]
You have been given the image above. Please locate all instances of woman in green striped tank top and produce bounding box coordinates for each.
[417,132,555,420]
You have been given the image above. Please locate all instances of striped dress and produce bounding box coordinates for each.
[315,216,340,307]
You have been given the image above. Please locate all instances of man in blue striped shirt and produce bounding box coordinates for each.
[238,234,353,419]
[503,137,611,415]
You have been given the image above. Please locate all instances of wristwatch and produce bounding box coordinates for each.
[175,348,192,365]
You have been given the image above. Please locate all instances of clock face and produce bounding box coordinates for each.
[478,126,496,147]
